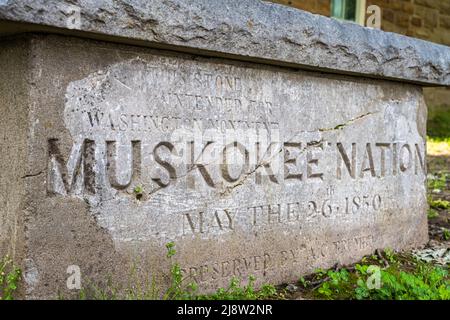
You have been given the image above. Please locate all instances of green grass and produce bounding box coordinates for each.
[0,256,21,300]
[52,243,450,300]
[427,172,448,191]
[429,198,450,210]
[427,105,450,157]
[427,106,450,140]
[302,251,450,300]
[443,229,450,241]
[190,277,279,300]
[427,209,440,219]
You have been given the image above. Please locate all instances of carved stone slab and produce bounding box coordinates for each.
[0,35,428,298]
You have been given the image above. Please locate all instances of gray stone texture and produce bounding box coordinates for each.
[0,34,429,299]
[0,0,449,86]
[0,36,29,272]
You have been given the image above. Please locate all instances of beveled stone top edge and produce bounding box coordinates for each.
[0,0,449,86]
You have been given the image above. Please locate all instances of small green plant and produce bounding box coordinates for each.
[427,173,447,191]
[195,276,278,300]
[166,242,176,258]
[429,198,450,210]
[315,268,352,299]
[443,228,450,241]
[133,185,144,200]
[163,242,189,300]
[0,256,21,300]
[313,252,450,300]
[298,277,308,288]
[427,209,440,219]
[314,268,327,278]
[384,248,397,264]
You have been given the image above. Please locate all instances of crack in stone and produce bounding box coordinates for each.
[218,147,283,197]
[21,171,44,179]
[137,112,374,199]
[142,130,328,198]
[218,138,325,197]
[318,111,378,132]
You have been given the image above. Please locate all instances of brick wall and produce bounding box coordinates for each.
[367,0,450,46]
[367,0,450,110]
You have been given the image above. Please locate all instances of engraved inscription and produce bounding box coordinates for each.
[48,55,428,289]
[47,140,425,195]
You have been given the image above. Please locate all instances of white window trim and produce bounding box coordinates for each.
[355,0,367,26]
[331,0,367,26]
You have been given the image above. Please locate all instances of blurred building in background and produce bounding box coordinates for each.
[270,0,450,132]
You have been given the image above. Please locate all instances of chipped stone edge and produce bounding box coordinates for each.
[0,0,449,86]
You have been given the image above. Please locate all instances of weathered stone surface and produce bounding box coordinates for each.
[0,37,29,269]
[0,34,428,298]
[0,0,449,86]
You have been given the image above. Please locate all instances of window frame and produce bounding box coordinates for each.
[331,0,366,26]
